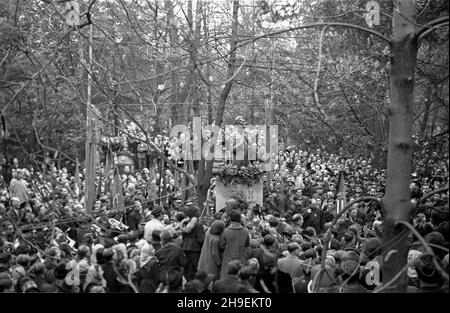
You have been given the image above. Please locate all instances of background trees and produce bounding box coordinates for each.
[1,0,447,169]
[0,0,448,293]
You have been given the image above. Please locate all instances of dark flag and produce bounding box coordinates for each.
[336,172,346,213]
[110,163,125,213]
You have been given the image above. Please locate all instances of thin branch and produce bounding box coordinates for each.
[396,220,449,282]
[0,47,11,68]
[236,22,391,49]
[410,242,449,253]
[415,16,449,40]
[31,116,77,163]
[313,25,330,117]
[417,21,449,42]
[319,196,382,291]
[421,16,450,28]
[302,9,392,21]
[431,129,449,139]
[336,77,375,138]
[0,27,74,116]
[373,262,409,293]
[414,185,449,211]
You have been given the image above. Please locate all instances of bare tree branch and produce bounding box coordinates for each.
[396,220,449,282]
[313,25,330,117]
[414,185,449,211]
[0,27,74,116]
[235,22,391,49]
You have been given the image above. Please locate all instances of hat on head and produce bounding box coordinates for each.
[0,252,11,264]
[340,250,360,276]
[54,262,69,280]
[282,227,297,237]
[184,279,205,293]
[163,225,176,236]
[117,234,128,244]
[166,267,183,289]
[151,229,162,244]
[127,231,138,242]
[194,270,215,286]
[213,212,223,220]
[152,206,163,217]
[159,229,172,243]
[39,283,58,293]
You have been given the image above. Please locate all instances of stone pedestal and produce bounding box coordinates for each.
[215,181,263,212]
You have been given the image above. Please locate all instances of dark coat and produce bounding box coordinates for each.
[182,222,205,252]
[212,276,248,293]
[302,207,324,234]
[102,261,130,293]
[197,228,221,278]
[135,258,160,293]
[219,222,250,278]
[155,242,187,282]
[125,210,141,231]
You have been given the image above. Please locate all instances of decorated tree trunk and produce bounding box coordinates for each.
[215,165,264,213]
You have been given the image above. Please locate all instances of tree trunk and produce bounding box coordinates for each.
[382,0,418,293]
[166,0,179,128]
[196,0,240,209]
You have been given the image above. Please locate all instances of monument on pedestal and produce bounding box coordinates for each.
[215,165,263,213]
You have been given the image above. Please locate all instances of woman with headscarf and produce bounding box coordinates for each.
[111,243,137,292]
[83,263,107,293]
[134,243,161,293]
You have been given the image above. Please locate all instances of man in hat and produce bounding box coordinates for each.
[6,197,24,225]
[277,242,303,280]
[144,206,165,242]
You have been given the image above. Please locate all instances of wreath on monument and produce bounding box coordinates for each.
[216,165,263,186]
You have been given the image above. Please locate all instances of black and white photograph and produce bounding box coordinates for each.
[0,0,448,302]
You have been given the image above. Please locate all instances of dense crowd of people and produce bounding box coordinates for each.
[0,145,448,293]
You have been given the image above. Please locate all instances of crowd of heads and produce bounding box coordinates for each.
[0,146,448,293]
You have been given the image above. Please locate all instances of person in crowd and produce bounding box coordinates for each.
[9,170,29,207]
[219,210,250,279]
[181,205,205,281]
[277,242,304,280]
[198,220,224,279]
[144,206,165,243]
[155,228,187,284]
[212,260,248,293]
[0,145,447,294]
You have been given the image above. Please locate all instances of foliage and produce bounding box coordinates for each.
[216,165,263,186]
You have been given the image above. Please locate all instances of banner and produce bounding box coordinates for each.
[110,164,125,211]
